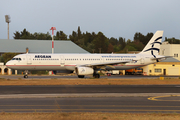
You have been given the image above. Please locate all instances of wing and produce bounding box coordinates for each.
[85,60,131,67]
[77,60,137,69]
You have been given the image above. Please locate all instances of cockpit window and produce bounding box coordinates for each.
[12,58,22,61]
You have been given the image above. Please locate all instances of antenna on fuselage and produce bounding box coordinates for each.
[26,47,29,54]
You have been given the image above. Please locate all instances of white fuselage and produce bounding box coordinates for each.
[6,53,158,71]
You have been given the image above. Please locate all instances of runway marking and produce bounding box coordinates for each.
[1,109,180,112]
[148,95,180,101]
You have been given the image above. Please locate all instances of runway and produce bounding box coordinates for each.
[0,85,180,94]
[0,85,180,113]
[0,75,179,80]
[0,96,180,113]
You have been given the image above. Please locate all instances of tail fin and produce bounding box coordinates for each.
[139,31,163,55]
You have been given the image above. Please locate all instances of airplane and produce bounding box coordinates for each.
[6,31,166,78]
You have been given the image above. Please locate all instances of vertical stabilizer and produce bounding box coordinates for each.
[139,31,163,56]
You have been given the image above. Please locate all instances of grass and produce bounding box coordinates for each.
[0,113,180,120]
[0,78,180,85]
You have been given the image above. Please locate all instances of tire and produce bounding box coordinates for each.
[94,74,100,78]
[24,75,28,78]
[78,75,85,78]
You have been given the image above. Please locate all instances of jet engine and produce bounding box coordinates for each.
[75,67,94,75]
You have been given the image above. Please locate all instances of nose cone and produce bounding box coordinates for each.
[6,60,13,68]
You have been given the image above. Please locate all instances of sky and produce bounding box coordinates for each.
[1,0,180,41]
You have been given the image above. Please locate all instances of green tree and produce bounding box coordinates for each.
[46,32,52,40]
[109,37,118,46]
[113,45,120,52]
[13,31,21,39]
[134,32,143,43]
[134,32,153,45]
[165,37,180,44]
[83,32,94,46]
[77,26,82,39]
[124,45,137,52]
[107,43,114,53]
[93,32,108,53]
[145,33,153,44]
[69,31,78,43]
[2,53,19,64]
[59,31,67,40]
[12,28,157,53]
[55,31,60,40]
[14,29,52,40]
[20,29,32,39]
[119,37,126,50]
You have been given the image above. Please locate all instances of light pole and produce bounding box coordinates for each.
[50,27,56,53]
[5,15,11,39]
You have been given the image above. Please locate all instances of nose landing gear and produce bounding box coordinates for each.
[24,70,28,78]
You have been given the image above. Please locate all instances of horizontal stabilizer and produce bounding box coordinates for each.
[151,56,172,60]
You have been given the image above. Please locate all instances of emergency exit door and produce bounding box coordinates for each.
[27,55,32,64]
[60,56,65,66]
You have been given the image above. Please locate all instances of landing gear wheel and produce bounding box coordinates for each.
[78,75,85,78]
[24,70,29,79]
[93,74,100,78]
[24,75,28,78]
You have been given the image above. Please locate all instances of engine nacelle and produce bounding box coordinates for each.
[75,67,94,75]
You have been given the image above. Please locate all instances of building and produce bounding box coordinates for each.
[0,39,89,55]
[142,41,180,76]
[160,41,180,61]
[0,39,89,75]
[142,57,180,75]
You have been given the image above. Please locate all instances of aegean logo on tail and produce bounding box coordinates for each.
[143,36,162,53]
[143,35,163,62]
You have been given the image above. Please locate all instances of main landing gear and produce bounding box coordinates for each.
[24,70,28,78]
[78,74,100,78]
[78,75,85,78]
[93,73,100,78]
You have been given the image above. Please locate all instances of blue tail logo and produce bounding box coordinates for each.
[143,36,162,61]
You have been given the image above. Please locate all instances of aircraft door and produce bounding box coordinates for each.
[60,56,65,66]
[27,55,32,65]
[100,57,104,63]
[140,57,145,64]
